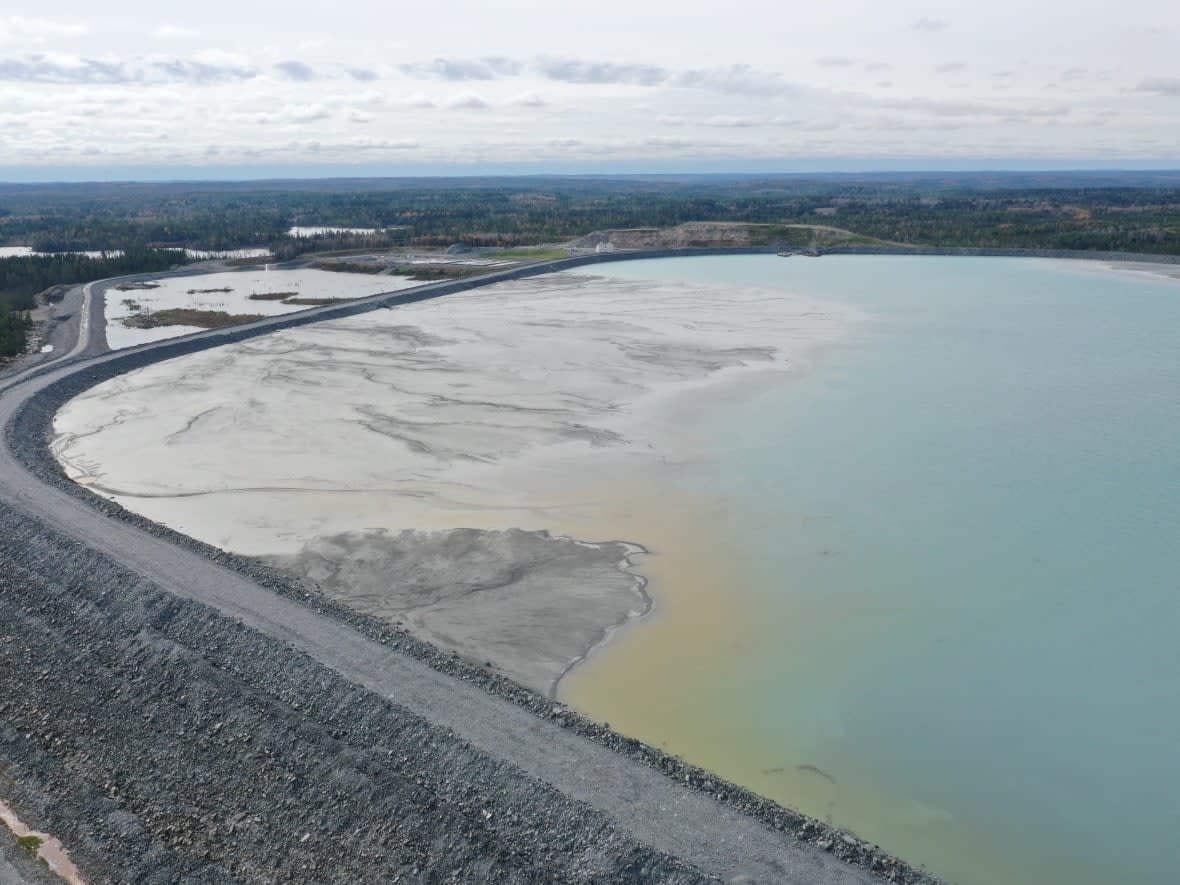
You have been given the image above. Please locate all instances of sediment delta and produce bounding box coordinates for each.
[266,528,649,696]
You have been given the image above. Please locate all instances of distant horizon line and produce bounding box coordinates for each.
[3,159,1180,185]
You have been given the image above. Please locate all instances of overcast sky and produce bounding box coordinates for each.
[2,0,1178,178]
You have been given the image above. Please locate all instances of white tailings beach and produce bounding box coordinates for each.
[103,267,419,350]
[54,269,863,694]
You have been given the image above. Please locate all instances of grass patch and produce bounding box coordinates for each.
[392,265,489,280]
[493,246,569,260]
[309,260,386,274]
[16,834,42,855]
[122,308,264,329]
[114,281,160,291]
[186,287,233,294]
[299,247,389,259]
[224,256,273,267]
[248,291,298,301]
[746,223,894,248]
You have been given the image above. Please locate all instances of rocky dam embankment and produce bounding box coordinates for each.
[0,497,710,883]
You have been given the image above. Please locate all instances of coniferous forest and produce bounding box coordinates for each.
[2,171,1179,359]
[0,250,187,358]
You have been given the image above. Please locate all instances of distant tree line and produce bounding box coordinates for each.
[2,174,1179,357]
[268,230,406,260]
[0,249,187,359]
[3,175,1180,258]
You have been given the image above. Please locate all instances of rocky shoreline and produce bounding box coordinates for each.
[820,243,1180,263]
[2,257,946,882]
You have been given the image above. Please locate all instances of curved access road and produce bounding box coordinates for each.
[0,251,893,884]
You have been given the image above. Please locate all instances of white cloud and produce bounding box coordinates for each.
[1,2,1178,171]
[442,92,488,109]
[510,91,546,107]
[242,103,331,125]
[701,115,760,127]
[0,16,87,44]
[912,17,948,32]
[153,25,200,40]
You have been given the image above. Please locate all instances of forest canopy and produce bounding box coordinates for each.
[2,171,1180,359]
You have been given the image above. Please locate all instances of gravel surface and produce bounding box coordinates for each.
[0,826,60,885]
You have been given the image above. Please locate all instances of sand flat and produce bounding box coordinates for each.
[55,269,862,692]
[103,267,419,350]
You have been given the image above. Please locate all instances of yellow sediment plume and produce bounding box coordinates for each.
[552,474,1080,885]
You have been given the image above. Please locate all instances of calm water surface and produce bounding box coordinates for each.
[562,255,1180,885]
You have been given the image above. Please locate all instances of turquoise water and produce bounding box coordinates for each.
[586,256,1180,885]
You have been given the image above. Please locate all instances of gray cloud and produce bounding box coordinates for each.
[1134,77,1180,96]
[0,55,126,83]
[0,53,258,84]
[671,65,794,97]
[878,97,1071,120]
[935,62,966,74]
[291,107,330,123]
[371,53,802,98]
[274,60,316,81]
[399,57,521,80]
[700,115,760,127]
[151,59,257,83]
[510,91,546,107]
[644,136,697,148]
[340,137,418,151]
[290,137,418,153]
[536,57,667,86]
[912,17,948,32]
[443,92,489,109]
[816,57,855,68]
[347,67,377,81]
[862,115,964,132]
